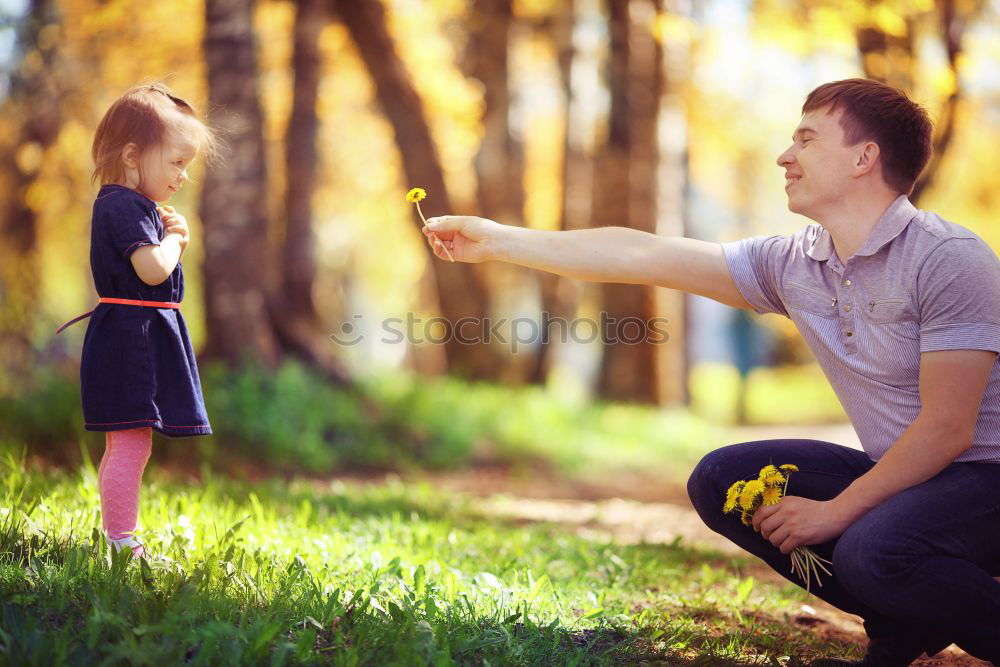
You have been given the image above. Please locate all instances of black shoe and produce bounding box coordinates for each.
[809,632,944,667]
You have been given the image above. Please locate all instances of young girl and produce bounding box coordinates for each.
[60,83,217,557]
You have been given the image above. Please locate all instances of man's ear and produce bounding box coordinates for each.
[855,141,880,176]
[121,143,139,169]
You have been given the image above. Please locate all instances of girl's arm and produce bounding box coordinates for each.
[130,233,184,286]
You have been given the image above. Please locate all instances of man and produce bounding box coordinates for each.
[421,78,1000,665]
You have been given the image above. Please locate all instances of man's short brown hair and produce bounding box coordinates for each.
[803,78,933,194]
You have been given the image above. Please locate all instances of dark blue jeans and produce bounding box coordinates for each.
[686,439,1000,662]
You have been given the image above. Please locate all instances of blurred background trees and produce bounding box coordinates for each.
[1,0,999,469]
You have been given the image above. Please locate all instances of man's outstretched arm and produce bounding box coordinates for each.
[422,216,754,310]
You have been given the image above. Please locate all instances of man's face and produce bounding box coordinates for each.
[776,106,863,220]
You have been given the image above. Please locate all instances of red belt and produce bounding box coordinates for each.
[56,297,181,334]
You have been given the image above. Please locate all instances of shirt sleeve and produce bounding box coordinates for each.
[721,235,793,317]
[917,238,1000,353]
[106,193,162,259]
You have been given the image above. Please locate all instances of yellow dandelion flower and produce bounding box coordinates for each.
[779,464,799,472]
[761,486,783,506]
[759,464,786,486]
[406,187,427,203]
[723,481,744,513]
[740,509,753,526]
[760,470,785,486]
[738,479,765,511]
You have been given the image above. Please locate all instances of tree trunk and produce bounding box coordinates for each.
[0,0,63,383]
[594,0,659,404]
[463,0,545,383]
[654,0,690,406]
[855,17,916,93]
[910,0,970,203]
[530,0,585,385]
[201,0,280,365]
[855,0,982,204]
[331,0,497,378]
[270,0,349,382]
[464,0,522,228]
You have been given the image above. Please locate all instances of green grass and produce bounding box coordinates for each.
[0,449,861,665]
[0,361,729,480]
[2,360,850,483]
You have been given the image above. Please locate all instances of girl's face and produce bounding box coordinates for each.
[123,129,199,203]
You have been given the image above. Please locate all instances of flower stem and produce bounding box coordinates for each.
[416,201,454,262]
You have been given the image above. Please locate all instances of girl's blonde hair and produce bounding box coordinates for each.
[91,83,220,185]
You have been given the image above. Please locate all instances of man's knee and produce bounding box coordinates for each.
[833,523,907,604]
[687,445,743,518]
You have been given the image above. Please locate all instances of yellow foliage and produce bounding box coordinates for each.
[387,0,482,208]
[870,5,909,37]
[652,12,696,46]
[15,142,44,175]
[863,52,890,80]
[514,0,560,20]
[257,0,295,144]
[930,65,957,98]
[811,7,856,44]
[4,0,997,365]
[525,113,563,231]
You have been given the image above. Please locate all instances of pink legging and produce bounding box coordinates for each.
[97,427,152,544]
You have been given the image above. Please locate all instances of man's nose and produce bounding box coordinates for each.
[776,146,795,167]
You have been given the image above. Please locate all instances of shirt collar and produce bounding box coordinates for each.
[805,195,918,263]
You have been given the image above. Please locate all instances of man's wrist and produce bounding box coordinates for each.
[488,223,518,263]
[830,485,878,525]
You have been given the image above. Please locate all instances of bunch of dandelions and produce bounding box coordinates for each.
[723,464,833,592]
[406,187,454,262]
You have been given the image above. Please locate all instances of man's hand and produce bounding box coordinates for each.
[752,496,851,554]
[422,216,501,264]
[158,205,189,252]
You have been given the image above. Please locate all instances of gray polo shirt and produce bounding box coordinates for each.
[723,195,1000,463]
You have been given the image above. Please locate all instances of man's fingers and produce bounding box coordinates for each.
[424,215,453,227]
[424,216,464,235]
[778,535,799,555]
[432,239,448,259]
[769,526,790,549]
[760,514,782,540]
[428,228,454,241]
[752,504,776,531]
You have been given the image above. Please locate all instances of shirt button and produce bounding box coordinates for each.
[843,279,852,286]
[845,331,853,337]
[843,305,852,312]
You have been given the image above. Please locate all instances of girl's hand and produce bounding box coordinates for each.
[422,216,501,264]
[158,206,189,250]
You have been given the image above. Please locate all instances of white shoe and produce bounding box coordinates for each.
[108,534,146,558]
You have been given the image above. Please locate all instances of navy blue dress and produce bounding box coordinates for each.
[80,185,212,437]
